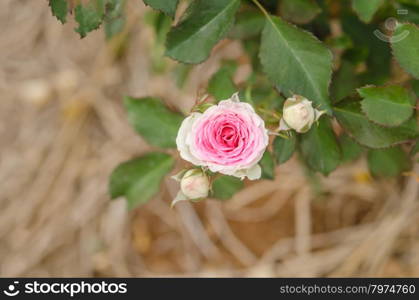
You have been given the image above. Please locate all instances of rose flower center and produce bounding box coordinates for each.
[220,126,237,147]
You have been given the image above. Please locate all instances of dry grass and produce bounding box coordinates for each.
[0,0,418,277]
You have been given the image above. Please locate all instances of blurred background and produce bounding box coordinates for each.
[0,0,418,277]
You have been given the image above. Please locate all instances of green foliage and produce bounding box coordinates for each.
[259,16,333,114]
[74,1,107,38]
[299,118,341,175]
[104,0,127,39]
[280,0,321,24]
[49,0,127,38]
[327,35,353,51]
[145,11,172,73]
[242,39,262,72]
[172,63,193,88]
[412,140,419,155]
[212,175,244,200]
[331,59,359,103]
[109,152,174,209]
[334,101,419,149]
[340,134,363,163]
[367,146,412,177]
[165,0,241,63]
[49,0,68,24]
[208,62,237,101]
[392,23,419,79]
[228,9,265,39]
[259,151,275,180]
[273,134,296,164]
[124,97,183,148]
[412,80,419,96]
[341,14,392,85]
[245,85,285,112]
[352,0,384,23]
[143,0,179,18]
[359,85,415,127]
[46,0,419,201]
[397,1,419,24]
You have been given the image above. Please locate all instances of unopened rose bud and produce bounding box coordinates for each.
[279,95,325,133]
[181,169,210,199]
[171,169,210,206]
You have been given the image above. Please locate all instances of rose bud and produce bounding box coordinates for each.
[171,169,210,206]
[279,95,325,133]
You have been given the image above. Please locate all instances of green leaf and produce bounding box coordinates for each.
[104,0,127,39]
[327,35,353,51]
[143,0,179,18]
[228,9,265,39]
[331,59,359,103]
[212,175,244,200]
[49,0,68,24]
[412,80,419,97]
[367,146,412,177]
[341,14,392,85]
[145,11,172,73]
[109,152,174,209]
[259,16,333,114]
[74,1,106,38]
[280,0,321,24]
[300,118,341,175]
[208,62,237,101]
[273,134,296,164]
[392,23,419,79]
[105,17,125,39]
[359,85,415,127]
[411,140,419,155]
[172,63,193,88]
[73,0,129,39]
[242,39,262,72]
[334,101,419,149]
[124,96,183,148]
[340,134,363,163]
[352,0,384,23]
[250,86,285,111]
[398,2,419,25]
[260,151,275,180]
[165,0,241,64]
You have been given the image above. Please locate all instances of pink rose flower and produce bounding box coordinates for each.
[176,93,269,180]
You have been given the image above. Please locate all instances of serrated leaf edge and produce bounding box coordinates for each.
[357,85,415,128]
[165,0,241,64]
[390,22,419,80]
[258,15,333,114]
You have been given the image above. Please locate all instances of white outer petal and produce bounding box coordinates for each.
[176,113,203,166]
[241,164,262,180]
[210,163,262,181]
[226,164,261,180]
